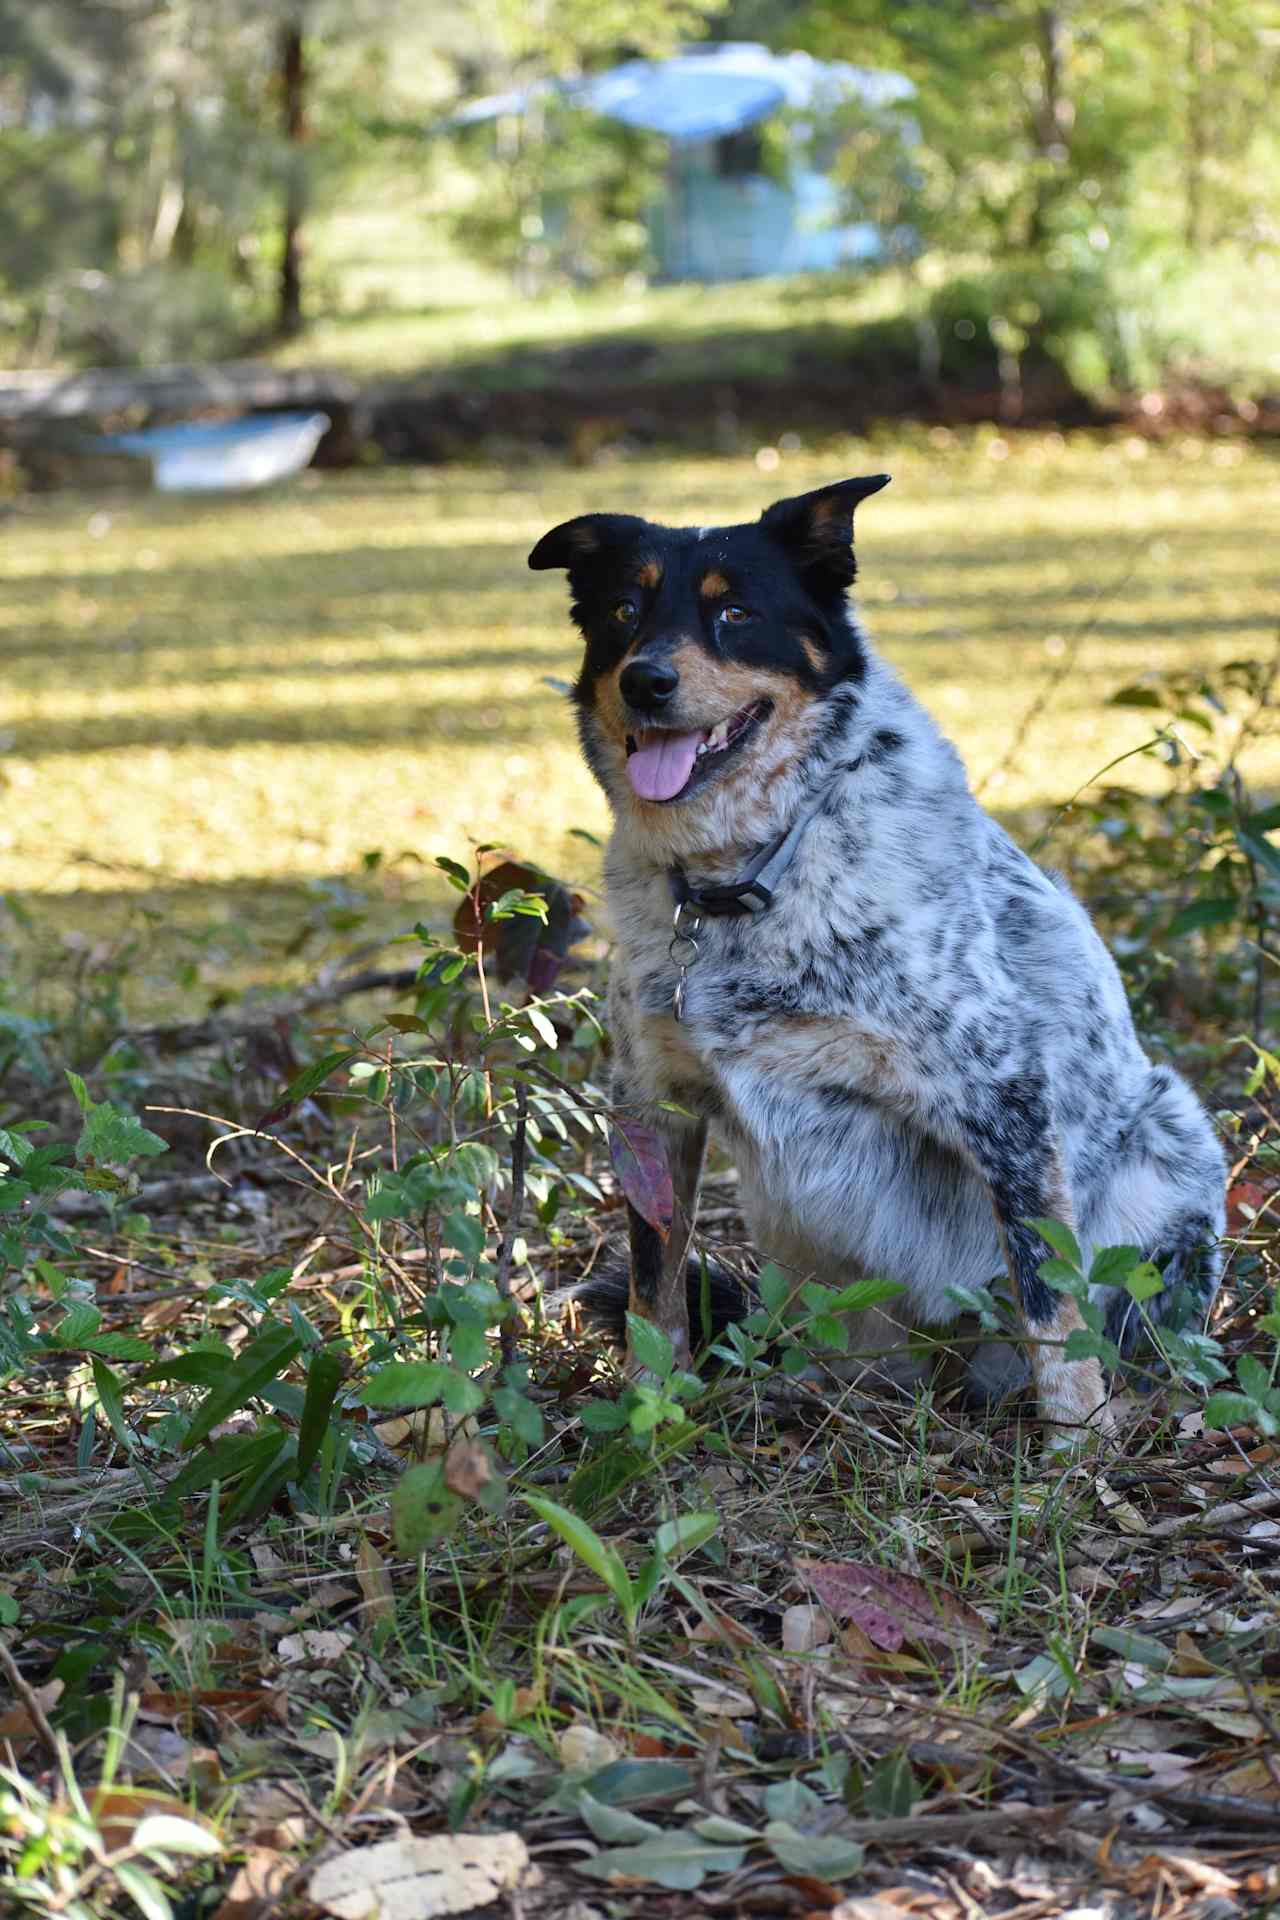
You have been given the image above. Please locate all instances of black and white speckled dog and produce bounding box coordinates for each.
[529,477,1226,1444]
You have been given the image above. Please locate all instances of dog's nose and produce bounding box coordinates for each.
[620,658,679,712]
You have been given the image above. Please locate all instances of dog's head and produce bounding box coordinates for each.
[530,477,889,839]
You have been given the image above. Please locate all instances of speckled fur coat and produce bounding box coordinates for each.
[531,481,1227,1444]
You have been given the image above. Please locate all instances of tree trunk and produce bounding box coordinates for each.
[1184,0,1212,251]
[278,17,306,339]
[1026,6,1075,255]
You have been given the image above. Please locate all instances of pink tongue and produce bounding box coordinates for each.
[626,728,704,802]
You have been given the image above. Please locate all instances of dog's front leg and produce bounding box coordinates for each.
[618,1086,706,1373]
[959,1081,1111,1447]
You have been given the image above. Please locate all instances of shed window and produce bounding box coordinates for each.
[714,129,764,178]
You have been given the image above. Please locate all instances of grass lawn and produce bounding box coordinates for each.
[273,179,911,385]
[4,432,1277,922]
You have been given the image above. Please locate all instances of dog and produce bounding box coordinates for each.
[529,476,1227,1445]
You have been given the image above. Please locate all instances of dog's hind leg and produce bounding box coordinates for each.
[958,1077,1111,1447]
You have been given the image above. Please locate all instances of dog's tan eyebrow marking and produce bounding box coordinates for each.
[699,570,730,599]
[636,558,662,590]
[800,637,824,674]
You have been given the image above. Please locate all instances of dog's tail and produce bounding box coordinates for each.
[548,1249,754,1353]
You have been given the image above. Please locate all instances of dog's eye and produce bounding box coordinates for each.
[611,600,638,625]
[721,605,751,624]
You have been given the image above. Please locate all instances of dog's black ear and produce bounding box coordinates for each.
[760,475,890,590]
[528,513,650,571]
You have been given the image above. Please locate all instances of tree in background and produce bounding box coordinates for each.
[794,0,1280,393]
[0,0,426,362]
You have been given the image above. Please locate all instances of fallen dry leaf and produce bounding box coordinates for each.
[0,1676,62,1743]
[276,1629,352,1666]
[782,1603,832,1653]
[137,1688,282,1732]
[796,1557,990,1655]
[118,1725,222,1788]
[557,1723,622,1771]
[442,1437,500,1503]
[356,1536,396,1627]
[685,1608,761,1649]
[309,1832,531,1919]
[826,1898,920,1920]
[91,1789,220,1855]
[249,1543,288,1576]
[212,1844,291,1920]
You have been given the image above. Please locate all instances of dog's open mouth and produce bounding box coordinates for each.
[624,699,771,804]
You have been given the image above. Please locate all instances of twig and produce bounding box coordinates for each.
[0,1636,59,1761]
[495,1082,529,1371]
[1147,1486,1280,1539]
[839,1804,1066,1848]
[114,965,421,1059]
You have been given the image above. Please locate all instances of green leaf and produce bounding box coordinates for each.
[578,1399,629,1434]
[435,855,472,891]
[579,1834,747,1891]
[66,1070,91,1114]
[765,1821,864,1881]
[439,1370,485,1416]
[1064,1327,1120,1368]
[763,1779,821,1822]
[84,1333,154,1362]
[575,1758,696,1809]
[1124,1262,1166,1304]
[91,1357,135,1455]
[182,1323,302,1450]
[524,1492,632,1611]
[809,1312,848,1350]
[1039,1257,1084,1290]
[279,1049,359,1108]
[392,1461,463,1554]
[757,1264,793,1315]
[75,1096,168,1167]
[139,1350,230,1389]
[50,1301,102,1348]
[1237,827,1280,882]
[653,1511,718,1561]
[825,1276,905,1312]
[297,1345,345,1477]
[113,1862,173,1920]
[169,1428,286,1497]
[576,1792,663,1845]
[626,1313,675,1381]
[1202,1391,1256,1430]
[1091,1625,1171,1669]
[361,1361,448,1408]
[1236,1353,1274,1407]
[492,1385,544,1446]
[1088,1244,1142,1290]
[1167,898,1239,937]
[1027,1218,1082,1266]
[864,1749,920,1817]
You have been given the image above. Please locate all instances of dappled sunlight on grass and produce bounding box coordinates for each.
[1,434,1276,929]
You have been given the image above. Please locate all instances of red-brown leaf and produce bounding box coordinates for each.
[609,1121,673,1239]
[795,1557,990,1655]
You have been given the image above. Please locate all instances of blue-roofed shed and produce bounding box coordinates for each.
[455,43,915,284]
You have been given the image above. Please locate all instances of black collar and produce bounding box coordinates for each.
[667,783,834,918]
